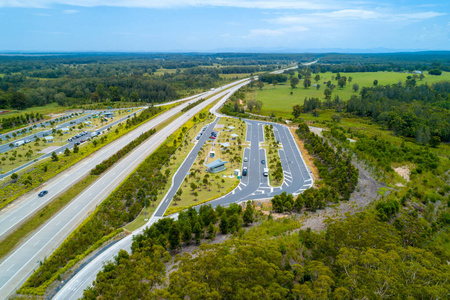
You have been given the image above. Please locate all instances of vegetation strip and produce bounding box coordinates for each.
[18,101,213,295]
[262,124,283,186]
[0,104,175,210]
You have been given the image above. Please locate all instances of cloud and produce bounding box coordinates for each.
[0,0,335,10]
[63,9,79,14]
[248,26,309,37]
[269,9,446,26]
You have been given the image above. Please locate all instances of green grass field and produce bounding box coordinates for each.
[254,71,450,118]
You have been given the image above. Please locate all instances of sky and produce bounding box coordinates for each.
[0,0,448,52]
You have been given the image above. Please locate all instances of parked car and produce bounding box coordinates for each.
[210,136,216,139]
[261,160,265,164]
[242,167,248,176]
[244,157,248,162]
[38,190,48,197]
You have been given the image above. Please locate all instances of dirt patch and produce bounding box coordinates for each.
[308,126,325,137]
[289,126,320,185]
[39,146,61,154]
[394,166,411,182]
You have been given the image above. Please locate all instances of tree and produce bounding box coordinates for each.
[181,222,192,245]
[247,99,255,112]
[11,92,28,110]
[11,173,18,181]
[331,114,341,122]
[290,76,300,89]
[243,201,254,226]
[337,77,347,88]
[109,86,121,101]
[51,151,58,161]
[257,80,264,90]
[193,221,202,244]
[220,213,229,234]
[292,105,302,119]
[73,143,79,153]
[96,84,106,100]
[352,83,359,92]
[303,78,311,89]
[272,80,278,89]
[90,91,100,103]
[190,182,197,192]
[314,74,320,83]
[324,88,332,100]
[316,84,320,90]
[373,79,378,86]
[255,100,263,113]
[428,69,442,75]
[419,73,425,81]
[168,223,180,250]
[348,76,353,83]
[64,148,71,156]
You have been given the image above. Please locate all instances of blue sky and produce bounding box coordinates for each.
[0,0,448,52]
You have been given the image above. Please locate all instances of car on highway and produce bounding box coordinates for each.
[242,167,248,176]
[38,190,48,197]
[244,157,248,162]
[261,160,265,164]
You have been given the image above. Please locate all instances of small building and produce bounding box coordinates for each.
[228,126,235,131]
[104,111,114,118]
[206,159,228,173]
[230,133,239,140]
[61,127,70,132]
[44,136,54,142]
[220,142,230,149]
[210,151,215,158]
[84,121,92,125]
[413,70,422,74]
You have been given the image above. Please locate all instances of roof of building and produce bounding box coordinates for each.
[228,126,235,129]
[206,158,227,169]
[44,136,54,140]
[61,127,70,131]
[220,142,230,148]
[230,133,239,138]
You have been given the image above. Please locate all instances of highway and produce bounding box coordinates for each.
[0,79,251,299]
[0,94,206,239]
[53,80,312,300]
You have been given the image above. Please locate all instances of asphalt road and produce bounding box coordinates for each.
[0,79,251,299]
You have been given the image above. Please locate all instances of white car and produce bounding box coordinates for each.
[244,157,248,162]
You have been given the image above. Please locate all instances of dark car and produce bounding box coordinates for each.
[261,160,265,164]
[38,190,48,197]
[242,167,248,176]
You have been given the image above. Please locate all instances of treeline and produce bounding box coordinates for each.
[90,128,156,175]
[259,73,288,84]
[181,98,205,113]
[297,123,358,200]
[0,112,44,130]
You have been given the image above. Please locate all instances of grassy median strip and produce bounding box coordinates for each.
[0,174,98,261]
[262,124,283,186]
